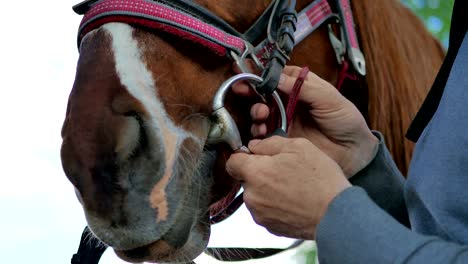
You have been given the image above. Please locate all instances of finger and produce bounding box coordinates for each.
[278,69,346,110]
[251,123,267,137]
[226,153,253,181]
[232,81,256,96]
[283,65,304,78]
[231,61,262,97]
[247,136,292,155]
[250,103,270,122]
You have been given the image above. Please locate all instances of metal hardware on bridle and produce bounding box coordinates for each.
[230,41,265,74]
[228,43,289,138]
[207,73,265,153]
[206,72,288,225]
[328,19,347,65]
[331,0,366,75]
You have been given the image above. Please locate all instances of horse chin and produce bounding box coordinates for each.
[115,220,211,263]
[113,148,217,263]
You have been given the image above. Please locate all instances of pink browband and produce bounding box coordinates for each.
[78,0,246,56]
[77,0,365,75]
[295,0,335,43]
[78,0,340,60]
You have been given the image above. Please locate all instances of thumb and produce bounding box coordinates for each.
[225,153,251,181]
[247,136,291,155]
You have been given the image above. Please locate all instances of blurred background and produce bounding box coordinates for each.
[402,0,454,47]
[0,0,454,263]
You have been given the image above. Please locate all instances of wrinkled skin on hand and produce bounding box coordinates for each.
[227,66,379,239]
[226,136,351,239]
[233,66,379,177]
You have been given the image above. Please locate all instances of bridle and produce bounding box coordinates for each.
[70,0,366,263]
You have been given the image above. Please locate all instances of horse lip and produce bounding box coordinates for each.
[115,212,211,262]
[115,240,173,262]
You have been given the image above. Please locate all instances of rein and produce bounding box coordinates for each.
[70,0,366,263]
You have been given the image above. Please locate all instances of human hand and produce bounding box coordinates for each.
[233,66,378,177]
[226,136,351,239]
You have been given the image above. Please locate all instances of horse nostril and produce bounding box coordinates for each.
[115,114,142,162]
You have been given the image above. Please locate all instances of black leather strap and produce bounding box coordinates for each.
[243,1,277,43]
[256,0,297,95]
[210,193,245,224]
[71,227,107,264]
[205,240,305,261]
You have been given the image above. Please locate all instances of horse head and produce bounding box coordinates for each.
[61,0,444,262]
[60,0,338,262]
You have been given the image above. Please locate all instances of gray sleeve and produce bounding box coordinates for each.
[350,131,409,227]
[316,187,468,264]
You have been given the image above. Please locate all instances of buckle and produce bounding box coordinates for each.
[230,41,264,73]
[328,21,346,65]
[348,47,366,76]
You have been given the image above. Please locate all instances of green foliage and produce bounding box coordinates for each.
[402,0,455,46]
[298,243,318,264]
[304,249,317,264]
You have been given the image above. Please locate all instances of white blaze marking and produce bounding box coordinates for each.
[103,23,199,222]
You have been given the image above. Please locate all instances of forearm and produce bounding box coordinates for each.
[316,187,468,264]
[350,131,409,227]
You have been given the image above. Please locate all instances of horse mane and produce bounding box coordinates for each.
[352,0,445,174]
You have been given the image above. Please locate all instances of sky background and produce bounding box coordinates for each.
[0,0,452,263]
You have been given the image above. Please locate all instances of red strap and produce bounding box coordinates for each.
[336,60,357,90]
[267,66,309,134]
[286,66,309,127]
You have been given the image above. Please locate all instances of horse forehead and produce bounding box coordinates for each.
[101,23,202,142]
[103,23,155,104]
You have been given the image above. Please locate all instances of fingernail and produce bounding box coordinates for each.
[248,139,261,148]
[278,73,286,88]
